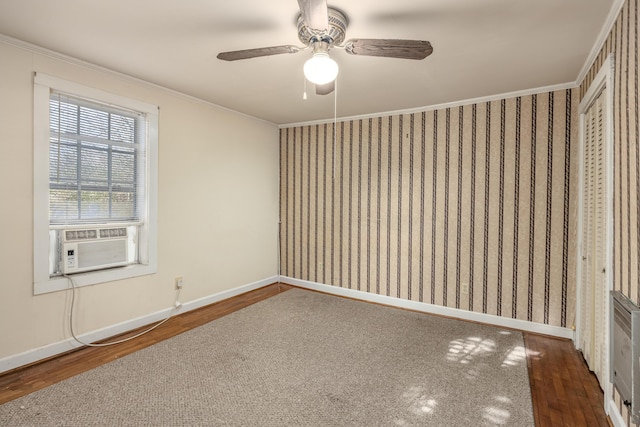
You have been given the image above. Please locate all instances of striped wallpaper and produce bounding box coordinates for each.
[581,0,639,424]
[280,89,578,329]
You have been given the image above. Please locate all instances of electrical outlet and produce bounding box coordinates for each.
[175,276,183,289]
[460,282,469,294]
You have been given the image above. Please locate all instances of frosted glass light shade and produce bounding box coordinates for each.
[303,52,339,85]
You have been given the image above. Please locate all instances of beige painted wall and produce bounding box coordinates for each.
[0,40,279,361]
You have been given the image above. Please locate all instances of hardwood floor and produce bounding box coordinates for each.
[524,333,610,426]
[0,283,610,426]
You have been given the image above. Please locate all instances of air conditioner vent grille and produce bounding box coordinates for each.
[64,227,127,241]
[65,229,97,241]
[99,228,127,238]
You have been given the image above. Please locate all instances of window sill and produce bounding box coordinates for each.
[33,263,157,295]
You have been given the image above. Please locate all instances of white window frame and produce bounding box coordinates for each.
[33,73,158,295]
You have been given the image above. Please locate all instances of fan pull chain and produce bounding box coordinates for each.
[303,76,308,100]
[333,78,337,180]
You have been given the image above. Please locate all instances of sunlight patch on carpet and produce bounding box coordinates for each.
[402,386,437,416]
[447,337,497,364]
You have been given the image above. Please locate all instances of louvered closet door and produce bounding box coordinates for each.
[579,87,607,385]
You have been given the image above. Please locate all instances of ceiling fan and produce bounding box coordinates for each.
[217,0,433,95]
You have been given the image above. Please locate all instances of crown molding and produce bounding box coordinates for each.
[575,0,626,85]
[279,81,576,129]
[0,33,276,128]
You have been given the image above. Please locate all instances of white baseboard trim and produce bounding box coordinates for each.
[179,275,278,313]
[0,275,278,374]
[2,274,573,374]
[280,276,574,339]
[607,398,626,427]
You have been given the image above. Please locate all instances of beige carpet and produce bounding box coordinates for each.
[0,288,534,426]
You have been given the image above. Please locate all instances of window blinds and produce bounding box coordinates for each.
[48,91,147,224]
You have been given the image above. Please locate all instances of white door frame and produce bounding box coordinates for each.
[575,53,614,413]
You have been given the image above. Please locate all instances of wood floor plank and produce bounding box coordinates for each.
[0,283,610,426]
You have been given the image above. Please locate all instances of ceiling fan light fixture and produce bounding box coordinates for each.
[303,52,339,85]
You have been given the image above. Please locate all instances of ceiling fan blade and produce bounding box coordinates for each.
[297,0,329,33]
[344,39,433,60]
[316,81,335,95]
[217,45,301,61]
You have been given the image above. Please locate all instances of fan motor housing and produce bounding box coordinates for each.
[297,7,347,46]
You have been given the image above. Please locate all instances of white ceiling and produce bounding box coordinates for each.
[0,0,615,125]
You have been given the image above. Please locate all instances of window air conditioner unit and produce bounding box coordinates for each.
[61,227,129,274]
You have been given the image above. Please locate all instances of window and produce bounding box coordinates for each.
[49,92,143,224]
[34,74,158,294]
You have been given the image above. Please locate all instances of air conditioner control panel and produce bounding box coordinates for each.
[66,248,76,269]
